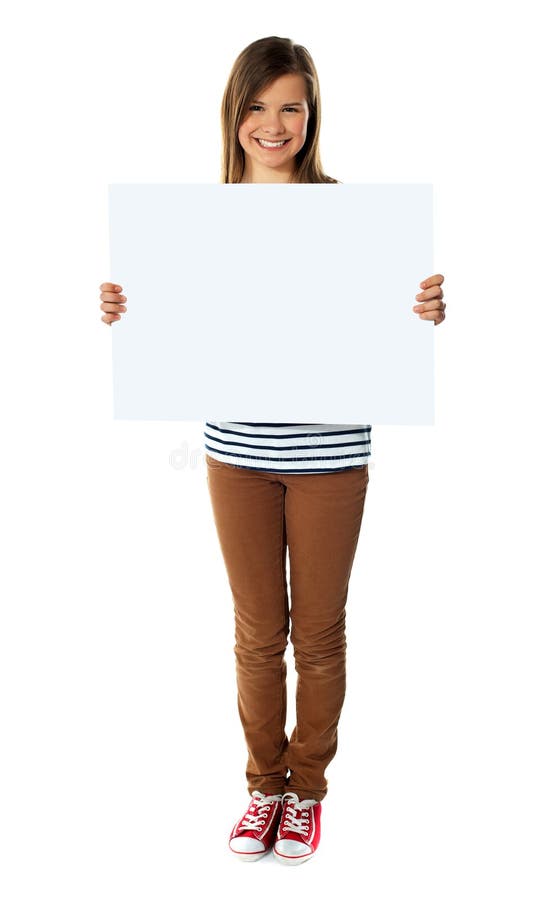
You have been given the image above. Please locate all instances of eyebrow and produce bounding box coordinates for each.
[251,99,305,106]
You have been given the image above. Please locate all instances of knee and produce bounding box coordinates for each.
[291,620,347,665]
[234,634,288,662]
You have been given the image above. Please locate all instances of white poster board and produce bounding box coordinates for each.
[109,183,434,424]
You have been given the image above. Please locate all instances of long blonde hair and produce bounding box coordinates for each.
[220,36,340,185]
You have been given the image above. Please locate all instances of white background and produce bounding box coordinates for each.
[1,1,541,898]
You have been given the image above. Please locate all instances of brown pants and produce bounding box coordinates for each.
[205,454,370,802]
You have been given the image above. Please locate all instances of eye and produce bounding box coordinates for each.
[249,105,298,112]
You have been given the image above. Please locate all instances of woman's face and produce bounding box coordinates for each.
[237,73,310,182]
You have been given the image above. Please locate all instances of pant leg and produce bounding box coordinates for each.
[205,455,290,797]
[283,464,370,801]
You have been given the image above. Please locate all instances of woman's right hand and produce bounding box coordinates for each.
[100,282,127,325]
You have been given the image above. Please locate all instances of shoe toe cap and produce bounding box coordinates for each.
[275,838,312,858]
[230,836,266,854]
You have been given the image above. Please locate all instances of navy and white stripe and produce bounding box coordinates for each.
[204,422,372,473]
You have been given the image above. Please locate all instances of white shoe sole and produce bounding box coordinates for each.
[273,848,314,865]
[230,846,271,862]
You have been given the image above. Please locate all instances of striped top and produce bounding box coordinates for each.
[204,422,372,473]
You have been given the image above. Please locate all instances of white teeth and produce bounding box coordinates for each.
[257,138,287,147]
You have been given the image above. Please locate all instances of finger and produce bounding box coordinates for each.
[101,313,121,324]
[100,291,126,302]
[415,286,444,302]
[418,308,446,321]
[101,302,127,312]
[99,283,123,292]
[419,274,444,289]
[413,299,446,312]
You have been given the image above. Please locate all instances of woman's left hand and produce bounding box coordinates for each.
[413,274,446,326]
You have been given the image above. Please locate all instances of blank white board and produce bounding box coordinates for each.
[109,183,434,424]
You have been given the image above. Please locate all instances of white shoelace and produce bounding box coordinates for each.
[240,791,283,831]
[281,791,318,836]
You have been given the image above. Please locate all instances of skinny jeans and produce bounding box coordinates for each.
[205,454,370,802]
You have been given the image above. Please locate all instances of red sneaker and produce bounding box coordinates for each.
[229,791,284,861]
[273,791,322,865]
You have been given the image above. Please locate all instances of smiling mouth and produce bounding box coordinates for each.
[253,137,292,148]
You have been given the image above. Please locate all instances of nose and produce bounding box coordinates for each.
[259,111,286,135]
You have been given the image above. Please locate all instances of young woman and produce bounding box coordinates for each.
[99,36,446,866]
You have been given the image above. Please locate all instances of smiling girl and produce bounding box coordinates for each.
[99,35,446,866]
